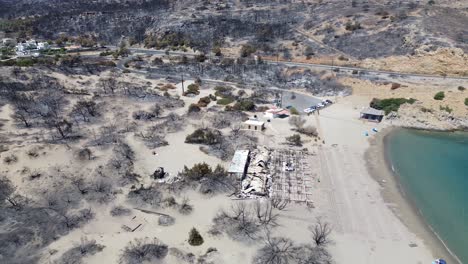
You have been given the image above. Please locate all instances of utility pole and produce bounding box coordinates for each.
[181,73,184,94]
[280,91,283,108]
[331,58,334,75]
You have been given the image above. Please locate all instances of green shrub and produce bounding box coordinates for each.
[217,97,234,105]
[458,86,466,91]
[233,100,255,111]
[99,51,114,56]
[240,44,257,57]
[434,91,445,100]
[214,86,229,93]
[185,84,200,96]
[1,47,15,56]
[345,21,361,31]
[214,86,233,98]
[439,105,452,113]
[181,163,213,181]
[188,228,204,246]
[5,58,36,67]
[185,128,222,145]
[464,98,468,106]
[370,98,416,115]
[144,32,191,49]
[290,107,299,115]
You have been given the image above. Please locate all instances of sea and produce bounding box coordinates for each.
[386,129,468,263]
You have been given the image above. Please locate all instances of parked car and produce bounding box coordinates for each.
[317,103,325,108]
[325,99,333,104]
[304,108,314,113]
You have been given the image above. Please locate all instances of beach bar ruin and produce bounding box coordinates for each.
[360,107,384,122]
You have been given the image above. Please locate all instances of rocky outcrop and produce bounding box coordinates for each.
[385,104,468,131]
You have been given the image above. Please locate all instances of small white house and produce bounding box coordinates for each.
[244,119,265,131]
[16,40,49,56]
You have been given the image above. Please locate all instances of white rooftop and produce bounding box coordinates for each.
[244,119,265,126]
[361,107,384,116]
[228,150,250,174]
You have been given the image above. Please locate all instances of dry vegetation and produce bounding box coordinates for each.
[0,61,335,263]
[0,0,466,263]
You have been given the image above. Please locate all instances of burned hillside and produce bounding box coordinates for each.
[143,57,350,96]
[1,0,466,61]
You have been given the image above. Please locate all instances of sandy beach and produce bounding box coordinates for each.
[293,98,435,264]
[366,128,461,264]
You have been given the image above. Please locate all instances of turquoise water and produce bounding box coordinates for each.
[386,129,468,263]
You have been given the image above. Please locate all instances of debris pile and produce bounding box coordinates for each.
[240,147,271,197]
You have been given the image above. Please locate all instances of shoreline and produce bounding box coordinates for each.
[365,127,461,264]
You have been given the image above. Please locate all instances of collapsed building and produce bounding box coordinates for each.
[228,147,271,197]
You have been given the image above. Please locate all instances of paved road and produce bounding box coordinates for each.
[123,47,468,83]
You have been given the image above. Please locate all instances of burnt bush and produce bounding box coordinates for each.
[210,201,279,242]
[158,215,175,226]
[57,238,105,264]
[120,238,168,264]
[132,110,156,121]
[286,134,302,146]
[110,206,132,217]
[127,185,163,208]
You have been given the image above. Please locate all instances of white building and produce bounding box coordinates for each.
[37,42,50,50]
[243,119,265,131]
[16,40,49,56]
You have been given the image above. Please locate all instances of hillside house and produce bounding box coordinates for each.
[244,119,265,131]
